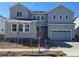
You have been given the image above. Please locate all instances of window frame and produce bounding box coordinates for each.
[41,15,45,20]
[17,12,22,17]
[11,23,17,32]
[24,23,30,32]
[58,14,63,21]
[18,23,23,32]
[37,16,40,20]
[32,15,37,19]
[65,14,69,21]
[52,14,56,20]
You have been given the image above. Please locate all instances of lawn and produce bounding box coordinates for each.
[0,43,43,49]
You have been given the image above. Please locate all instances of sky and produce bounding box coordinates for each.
[0,2,79,18]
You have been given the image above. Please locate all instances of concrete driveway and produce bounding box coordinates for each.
[49,41,79,56]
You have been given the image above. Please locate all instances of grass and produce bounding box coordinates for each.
[0,42,46,49]
[0,43,37,49]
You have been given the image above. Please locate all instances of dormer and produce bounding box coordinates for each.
[10,3,30,19]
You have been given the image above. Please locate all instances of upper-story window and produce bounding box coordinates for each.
[59,15,62,20]
[52,14,56,20]
[65,14,69,20]
[53,15,56,19]
[58,14,63,21]
[17,12,22,17]
[66,15,68,19]
[37,16,40,20]
[32,16,37,19]
[41,16,45,20]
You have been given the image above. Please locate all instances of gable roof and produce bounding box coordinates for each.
[9,3,30,11]
[48,4,74,13]
[0,15,6,19]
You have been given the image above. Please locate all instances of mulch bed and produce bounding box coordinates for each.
[0,51,66,57]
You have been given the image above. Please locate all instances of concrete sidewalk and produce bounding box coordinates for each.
[0,48,61,51]
[0,48,78,56]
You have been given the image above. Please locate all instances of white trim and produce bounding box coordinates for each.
[18,23,24,32]
[11,23,18,33]
[50,29,72,40]
[11,23,31,33]
[32,15,37,19]
[24,23,31,33]
[6,19,37,23]
[32,15,45,22]
[50,29,72,31]
[52,14,57,21]
[40,15,45,21]
[31,12,46,14]
[71,30,72,40]
[47,24,75,25]
[65,14,69,21]
[39,25,47,26]
[58,14,63,21]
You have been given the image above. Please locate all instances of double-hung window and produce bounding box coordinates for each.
[37,16,40,20]
[32,16,37,19]
[25,24,29,32]
[65,14,69,21]
[41,16,45,20]
[17,12,22,17]
[19,24,23,32]
[52,14,56,20]
[58,14,63,21]
[12,24,17,32]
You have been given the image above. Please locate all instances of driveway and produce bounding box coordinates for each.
[49,41,79,56]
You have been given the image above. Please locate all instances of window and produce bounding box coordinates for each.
[12,24,17,32]
[41,16,45,20]
[58,14,63,21]
[65,15,69,20]
[53,15,56,19]
[37,16,40,20]
[60,15,62,20]
[17,12,22,17]
[25,24,29,32]
[52,14,56,20]
[32,16,36,19]
[19,24,23,32]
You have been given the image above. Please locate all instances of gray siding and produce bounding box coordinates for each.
[31,14,47,26]
[47,6,74,24]
[5,21,37,39]
[10,4,30,19]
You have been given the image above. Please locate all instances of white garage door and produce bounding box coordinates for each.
[51,30,71,40]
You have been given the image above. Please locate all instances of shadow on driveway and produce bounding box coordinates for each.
[49,40,72,48]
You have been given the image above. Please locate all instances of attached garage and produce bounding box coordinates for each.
[50,29,72,40]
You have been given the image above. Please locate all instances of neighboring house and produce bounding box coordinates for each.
[0,15,6,40]
[74,17,79,35]
[5,3,75,41]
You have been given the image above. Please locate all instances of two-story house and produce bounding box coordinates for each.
[5,3,75,42]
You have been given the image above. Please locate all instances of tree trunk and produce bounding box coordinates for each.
[45,39,47,48]
[38,39,40,52]
[30,39,33,52]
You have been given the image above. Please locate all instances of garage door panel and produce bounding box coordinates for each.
[51,30,71,40]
